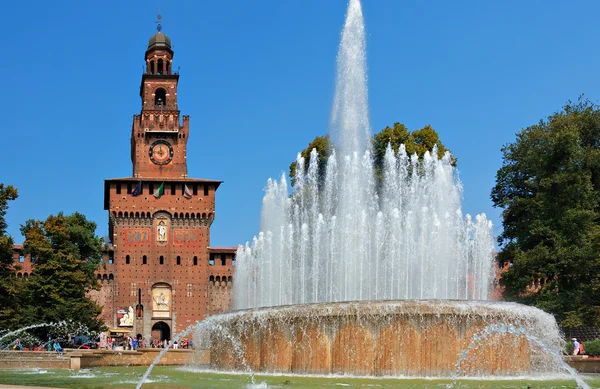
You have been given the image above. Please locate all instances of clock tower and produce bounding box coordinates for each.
[131,23,188,178]
[100,20,236,341]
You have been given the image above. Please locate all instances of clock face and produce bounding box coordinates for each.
[149,140,174,165]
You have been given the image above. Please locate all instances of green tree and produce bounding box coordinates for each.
[0,183,21,328]
[20,212,105,333]
[491,97,600,327]
[290,123,453,186]
[289,134,332,186]
[372,123,455,181]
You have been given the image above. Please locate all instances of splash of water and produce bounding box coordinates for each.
[135,316,256,389]
[0,321,68,343]
[233,0,494,310]
[449,323,589,389]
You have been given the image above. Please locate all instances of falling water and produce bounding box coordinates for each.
[234,0,494,310]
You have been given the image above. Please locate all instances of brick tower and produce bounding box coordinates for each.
[101,21,235,341]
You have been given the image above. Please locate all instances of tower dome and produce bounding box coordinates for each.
[148,31,172,50]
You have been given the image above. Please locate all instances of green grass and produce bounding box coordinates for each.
[0,366,597,389]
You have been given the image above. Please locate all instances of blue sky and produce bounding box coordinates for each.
[3,0,600,247]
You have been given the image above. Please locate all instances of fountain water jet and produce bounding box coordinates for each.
[234,0,493,310]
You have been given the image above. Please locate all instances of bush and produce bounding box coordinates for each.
[584,339,600,357]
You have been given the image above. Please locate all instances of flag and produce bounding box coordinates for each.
[131,181,142,197]
[183,184,193,199]
[153,182,165,198]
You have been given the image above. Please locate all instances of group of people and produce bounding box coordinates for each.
[101,336,193,350]
[13,338,63,356]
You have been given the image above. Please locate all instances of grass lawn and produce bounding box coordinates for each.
[0,366,597,389]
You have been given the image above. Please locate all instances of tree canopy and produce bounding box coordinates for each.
[491,97,600,327]
[289,123,453,186]
[19,212,105,333]
[0,183,21,328]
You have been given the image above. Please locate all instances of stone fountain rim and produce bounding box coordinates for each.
[215,299,553,323]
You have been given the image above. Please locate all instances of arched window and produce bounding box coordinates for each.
[157,59,164,75]
[155,88,166,106]
[109,274,114,281]
[142,255,147,265]
[176,256,181,265]
[193,256,198,266]
[126,255,130,265]
[221,256,226,266]
[209,275,215,283]
[160,255,164,265]
[150,60,155,74]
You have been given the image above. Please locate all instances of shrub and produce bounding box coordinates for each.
[584,339,600,357]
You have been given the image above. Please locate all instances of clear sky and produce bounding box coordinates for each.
[3,0,600,247]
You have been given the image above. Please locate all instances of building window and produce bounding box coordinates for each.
[142,255,147,265]
[109,251,114,264]
[170,183,176,195]
[177,256,181,265]
[31,257,36,263]
[193,184,198,196]
[193,256,198,266]
[155,87,166,105]
[126,255,130,264]
[209,254,215,266]
[149,183,154,194]
[19,255,24,263]
[204,185,209,196]
[232,257,236,266]
[159,255,164,265]
[127,183,132,194]
[220,255,226,266]
[116,183,122,195]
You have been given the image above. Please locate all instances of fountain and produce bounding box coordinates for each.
[201,0,572,379]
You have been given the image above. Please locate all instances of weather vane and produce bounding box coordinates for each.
[156,14,162,32]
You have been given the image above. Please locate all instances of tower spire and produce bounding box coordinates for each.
[155,14,162,32]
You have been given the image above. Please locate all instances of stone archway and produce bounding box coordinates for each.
[151,321,171,341]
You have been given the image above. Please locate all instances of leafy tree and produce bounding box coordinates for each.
[19,212,105,334]
[0,184,21,328]
[289,134,332,186]
[290,123,453,186]
[372,123,455,181]
[491,97,600,327]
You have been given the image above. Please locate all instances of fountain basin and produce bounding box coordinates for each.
[208,300,562,377]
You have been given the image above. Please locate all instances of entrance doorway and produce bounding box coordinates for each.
[151,321,171,341]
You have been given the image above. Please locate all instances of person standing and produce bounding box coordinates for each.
[572,338,580,355]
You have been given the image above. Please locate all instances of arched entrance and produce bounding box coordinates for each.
[151,321,170,341]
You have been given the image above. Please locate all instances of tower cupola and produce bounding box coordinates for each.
[145,16,173,76]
